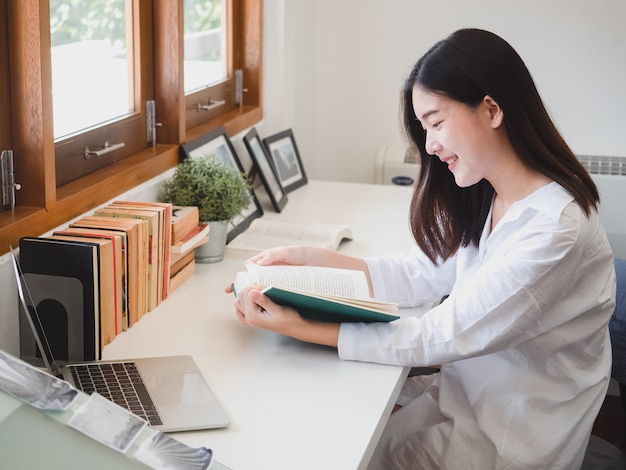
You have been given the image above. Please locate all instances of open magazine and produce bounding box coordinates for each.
[226,219,353,252]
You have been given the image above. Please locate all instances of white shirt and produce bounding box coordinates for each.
[338,182,615,469]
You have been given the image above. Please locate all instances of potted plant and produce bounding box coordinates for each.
[158,155,251,263]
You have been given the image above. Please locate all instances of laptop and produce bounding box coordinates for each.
[10,246,230,432]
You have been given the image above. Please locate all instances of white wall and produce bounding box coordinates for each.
[260,0,626,183]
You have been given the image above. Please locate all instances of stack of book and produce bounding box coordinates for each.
[18,201,174,361]
[168,206,210,293]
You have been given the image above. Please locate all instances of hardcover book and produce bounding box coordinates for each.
[233,264,398,323]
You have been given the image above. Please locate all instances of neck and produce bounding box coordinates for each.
[488,151,552,230]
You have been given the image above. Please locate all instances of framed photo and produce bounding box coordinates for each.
[243,128,288,212]
[180,126,263,242]
[262,129,308,193]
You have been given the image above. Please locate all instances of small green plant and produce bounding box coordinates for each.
[158,155,251,222]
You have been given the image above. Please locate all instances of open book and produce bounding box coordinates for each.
[233,264,399,323]
[226,219,353,252]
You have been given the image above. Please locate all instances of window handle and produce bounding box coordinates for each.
[235,69,248,110]
[84,141,126,160]
[146,100,162,146]
[196,98,225,112]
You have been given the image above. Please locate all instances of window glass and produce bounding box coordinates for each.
[184,0,227,95]
[50,0,133,139]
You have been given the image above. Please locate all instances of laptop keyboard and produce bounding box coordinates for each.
[68,362,163,427]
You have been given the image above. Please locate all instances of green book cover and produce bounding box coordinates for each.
[262,286,399,323]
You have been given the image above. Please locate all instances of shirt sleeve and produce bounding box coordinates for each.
[365,247,457,307]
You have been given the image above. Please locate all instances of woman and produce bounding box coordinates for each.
[228,29,615,469]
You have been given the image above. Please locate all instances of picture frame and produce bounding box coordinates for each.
[180,126,263,242]
[262,129,308,193]
[243,128,289,212]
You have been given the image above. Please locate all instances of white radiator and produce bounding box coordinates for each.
[580,155,626,260]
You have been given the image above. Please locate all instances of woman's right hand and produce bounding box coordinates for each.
[247,245,372,293]
[248,245,335,267]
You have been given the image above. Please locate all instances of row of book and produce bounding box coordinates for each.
[18,201,208,362]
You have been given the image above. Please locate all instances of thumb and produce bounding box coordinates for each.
[249,289,275,312]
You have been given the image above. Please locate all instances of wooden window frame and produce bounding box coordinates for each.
[0,0,10,154]
[0,0,263,255]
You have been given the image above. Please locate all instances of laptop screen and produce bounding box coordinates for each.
[10,246,62,378]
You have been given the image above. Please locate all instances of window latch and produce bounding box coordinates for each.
[235,69,248,110]
[196,98,226,112]
[1,150,21,210]
[84,141,126,160]
[146,100,162,146]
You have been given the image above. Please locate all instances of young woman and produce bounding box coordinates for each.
[228,29,616,469]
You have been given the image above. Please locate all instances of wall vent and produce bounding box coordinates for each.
[578,155,626,176]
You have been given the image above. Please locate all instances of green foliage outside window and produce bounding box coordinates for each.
[50,0,127,48]
[184,0,222,34]
[49,0,222,49]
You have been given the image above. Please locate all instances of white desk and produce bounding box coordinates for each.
[102,180,416,470]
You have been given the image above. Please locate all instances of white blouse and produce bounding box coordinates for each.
[338,182,616,469]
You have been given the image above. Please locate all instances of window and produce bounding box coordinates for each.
[184,0,235,130]
[0,0,262,254]
[51,0,153,187]
[184,0,227,94]
[50,0,134,139]
[183,0,263,133]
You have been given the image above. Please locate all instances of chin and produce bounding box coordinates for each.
[452,174,479,188]
[452,174,469,187]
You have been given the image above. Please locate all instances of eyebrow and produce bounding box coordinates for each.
[420,109,439,121]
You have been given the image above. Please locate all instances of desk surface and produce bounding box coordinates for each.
[103,180,415,470]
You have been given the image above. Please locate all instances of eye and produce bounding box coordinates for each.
[431,121,442,129]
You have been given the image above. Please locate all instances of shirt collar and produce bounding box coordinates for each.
[505,181,574,223]
[482,181,575,246]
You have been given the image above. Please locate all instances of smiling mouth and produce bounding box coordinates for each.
[442,155,458,169]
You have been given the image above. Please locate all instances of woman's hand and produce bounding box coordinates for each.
[248,245,370,273]
[231,284,341,347]
[248,245,332,267]
[233,285,301,330]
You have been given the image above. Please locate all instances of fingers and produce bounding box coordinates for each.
[248,245,323,266]
[233,286,266,326]
[248,288,273,311]
[247,248,290,266]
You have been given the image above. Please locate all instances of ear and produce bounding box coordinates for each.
[483,95,504,129]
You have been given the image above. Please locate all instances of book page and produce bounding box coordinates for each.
[227,219,352,252]
[245,264,370,299]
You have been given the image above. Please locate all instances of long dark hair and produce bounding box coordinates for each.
[402,28,599,264]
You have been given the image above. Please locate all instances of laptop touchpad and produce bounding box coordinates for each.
[144,372,216,406]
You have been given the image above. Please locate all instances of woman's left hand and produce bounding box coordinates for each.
[231,285,341,348]
[233,285,303,334]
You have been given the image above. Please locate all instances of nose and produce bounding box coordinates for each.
[424,131,440,156]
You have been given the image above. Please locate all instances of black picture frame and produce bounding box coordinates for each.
[243,128,289,212]
[180,126,263,242]
[262,129,308,193]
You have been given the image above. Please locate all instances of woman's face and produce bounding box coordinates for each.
[411,86,502,188]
